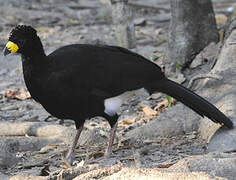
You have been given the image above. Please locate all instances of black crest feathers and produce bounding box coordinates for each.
[9,25,37,41]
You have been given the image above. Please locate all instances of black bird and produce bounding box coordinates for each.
[3,25,233,165]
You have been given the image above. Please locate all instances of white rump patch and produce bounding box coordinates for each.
[104,88,150,116]
[104,96,122,116]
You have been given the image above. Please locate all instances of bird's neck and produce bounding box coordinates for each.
[21,35,48,75]
[20,36,49,100]
[21,35,46,62]
[21,36,48,79]
[21,51,48,98]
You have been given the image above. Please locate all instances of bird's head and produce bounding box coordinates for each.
[3,25,42,56]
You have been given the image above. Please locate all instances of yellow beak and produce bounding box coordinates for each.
[3,41,19,56]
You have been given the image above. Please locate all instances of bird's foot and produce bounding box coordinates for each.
[61,150,75,168]
[66,150,74,165]
[61,127,83,168]
[104,147,112,158]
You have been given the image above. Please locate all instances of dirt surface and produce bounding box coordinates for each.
[0,0,235,179]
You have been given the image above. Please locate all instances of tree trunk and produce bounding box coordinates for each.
[167,0,218,71]
[110,0,136,49]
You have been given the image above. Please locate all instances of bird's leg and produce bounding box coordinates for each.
[65,126,83,165]
[105,121,118,157]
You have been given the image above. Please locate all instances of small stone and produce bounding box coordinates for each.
[134,18,146,26]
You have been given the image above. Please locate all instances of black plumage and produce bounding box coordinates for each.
[3,25,233,165]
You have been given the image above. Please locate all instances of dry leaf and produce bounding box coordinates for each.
[155,99,169,111]
[4,88,31,100]
[13,88,31,100]
[121,116,136,125]
[88,151,104,159]
[154,98,177,112]
[142,106,158,116]
[215,14,227,25]
[60,161,72,169]
[158,163,174,168]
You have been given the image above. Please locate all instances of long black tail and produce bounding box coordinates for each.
[147,78,233,129]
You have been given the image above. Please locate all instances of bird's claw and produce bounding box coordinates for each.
[60,150,74,168]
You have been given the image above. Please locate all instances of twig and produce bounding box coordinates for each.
[47,165,98,180]
[228,42,236,45]
[128,2,169,12]
[47,163,122,180]
[187,73,222,89]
